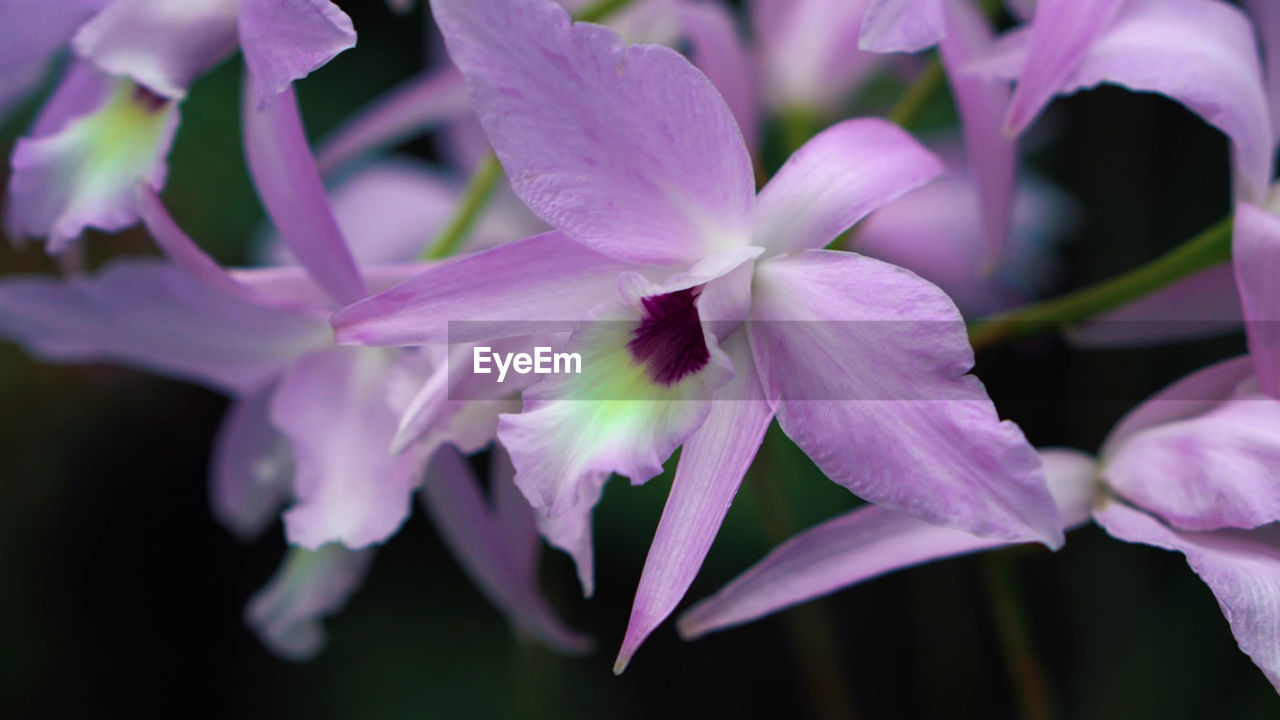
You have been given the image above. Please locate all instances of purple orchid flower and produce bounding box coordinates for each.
[332,0,1064,671]
[3,0,356,251]
[679,198,1280,694]
[0,82,588,659]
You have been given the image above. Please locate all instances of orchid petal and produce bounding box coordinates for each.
[1067,264,1241,348]
[679,448,1096,639]
[1234,202,1280,397]
[211,383,293,540]
[748,250,1062,546]
[614,332,772,673]
[332,231,641,347]
[752,119,944,255]
[315,67,469,174]
[429,0,754,265]
[0,259,329,394]
[1001,0,1126,135]
[245,544,374,661]
[858,0,944,54]
[243,81,365,305]
[6,64,178,253]
[939,0,1016,267]
[238,0,356,107]
[272,348,425,549]
[0,0,107,117]
[71,0,239,99]
[421,446,593,654]
[1094,498,1280,693]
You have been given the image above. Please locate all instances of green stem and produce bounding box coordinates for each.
[573,0,635,23]
[422,153,503,260]
[969,216,1234,351]
[887,58,945,130]
[982,554,1056,720]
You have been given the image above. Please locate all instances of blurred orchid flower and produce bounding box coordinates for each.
[333,0,1064,672]
[0,82,586,659]
[680,198,1280,695]
[3,0,356,250]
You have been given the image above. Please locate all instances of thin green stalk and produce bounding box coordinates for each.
[969,216,1234,350]
[422,153,503,260]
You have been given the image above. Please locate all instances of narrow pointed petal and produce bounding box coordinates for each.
[859,0,944,53]
[0,0,107,117]
[238,0,356,107]
[674,0,759,151]
[332,231,640,347]
[939,1,1015,267]
[1245,0,1280,146]
[1234,203,1280,397]
[614,332,772,673]
[752,119,944,255]
[315,67,468,173]
[245,544,374,661]
[1104,391,1280,532]
[1001,0,1126,135]
[421,446,593,654]
[1067,264,1241,348]
[71,0,239,99]
[6,64,179,252]
[0,259,329,394]
[679,448,1097,639]
[243,81,365,305]
[748,250,1062,546]
[429,0,754,265]
[272,348,425,549]
[753,0,879,113]
[1094,499,1280,693]
[211,382,293,540]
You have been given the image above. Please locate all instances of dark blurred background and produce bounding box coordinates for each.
[2,2,1277,718]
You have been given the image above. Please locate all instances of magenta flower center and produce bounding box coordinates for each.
[627,286,711,386]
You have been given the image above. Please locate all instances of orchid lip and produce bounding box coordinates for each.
[627,285,711,386]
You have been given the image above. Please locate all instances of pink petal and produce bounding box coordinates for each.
[1067,264,1242,348]
[859,0,944,54]
[752,119,944,255]
[1234,202,1280,398]
[332,231,641,347]
[71,0,239,99]
[429,0,755,265]
[747,250,1063,546]
[245,544,374,660]
[614,332,773,673]
[420,446,593,654]
[272,348,426,549]
[238,0,356,107]
[211,382,293,540]
[679,448,1097,639]
[243,81,366,305]
[1094,498,1280,693]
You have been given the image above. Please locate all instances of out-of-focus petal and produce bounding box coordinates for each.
[315,67,469,174]
[238,0,356,107]
[614,332,772,673]
[332,231,642,347]
[1104,391,1280,532]
[0,259,329,394]
[1001,0,1126,135]
[1094,498,1280,693]
[1245,0,1280,146]
[939,0,1015,267]
[858,0,943,54]
[679,448,1097,639]
[6,64,178,253]
[211,382,293,540]
[420,446,593,654]
[747,250,1063,546]
[245,544,374,661]
[1234,202,1280,397]
[272,348,425,549]
[71,0,239,99]
[429,0,755,265]
[1067,264,1242,348]
[752,119,944,255]
[755,0,880,112]
[0,0,107,117]
[243,81,366,305]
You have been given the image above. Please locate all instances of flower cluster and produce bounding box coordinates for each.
[1,0,1279,700]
